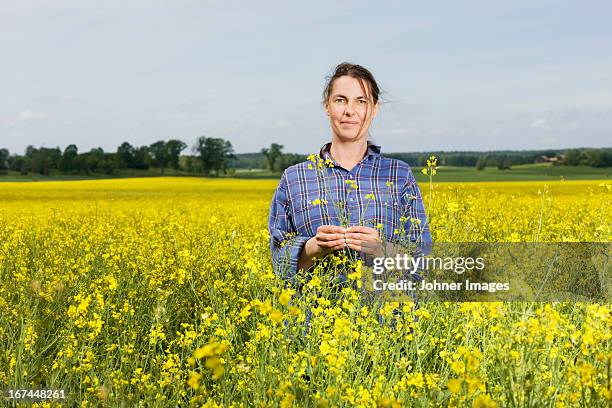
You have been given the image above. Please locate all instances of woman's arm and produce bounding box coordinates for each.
[297,237,323,272]
[269,172,346,281]
[268,172,311,282]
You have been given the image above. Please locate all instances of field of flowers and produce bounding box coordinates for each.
[0,176,610,407]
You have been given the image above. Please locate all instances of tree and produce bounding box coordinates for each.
[133,146,151,169]
[8,155,28,175]
[562,149,581,166]
[149,141,169,174]
[194,136,234,176]
[81,147,105,174]
[166,139,187,171]
[25,146,61,175]
[59,144,78,172]
[277,153,306,172]
[261,143,284,171]
[117,142,136,169]
[497,155,512,170]
[0,148,8,174]
[594,150,612,167]
[475,156,487,171]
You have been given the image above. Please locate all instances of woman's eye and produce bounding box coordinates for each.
[358,100,367,105]
[335,98,345,103]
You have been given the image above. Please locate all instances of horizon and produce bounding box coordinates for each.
[3,141,609,157]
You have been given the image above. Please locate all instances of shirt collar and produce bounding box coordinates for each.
[319,140,381,163]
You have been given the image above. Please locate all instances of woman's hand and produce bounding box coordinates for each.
[310,225,347,255]
[345,226,384,256]
[298,225,347,271]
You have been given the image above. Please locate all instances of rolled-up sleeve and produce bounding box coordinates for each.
[400,168,433,257]
[268,171,310,282]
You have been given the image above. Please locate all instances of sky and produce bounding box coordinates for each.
[1,0,611,155]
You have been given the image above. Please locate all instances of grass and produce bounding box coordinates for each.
[1,163,609,182]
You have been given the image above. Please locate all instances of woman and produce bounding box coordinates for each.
[268,62,431,285]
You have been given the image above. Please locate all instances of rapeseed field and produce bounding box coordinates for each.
[0,177,610,407]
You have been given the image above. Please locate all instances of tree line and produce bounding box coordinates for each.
[0,141,610,177]
[0,137,236,176]
[386,148,612,170]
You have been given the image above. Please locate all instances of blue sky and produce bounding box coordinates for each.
[1,0,611,155]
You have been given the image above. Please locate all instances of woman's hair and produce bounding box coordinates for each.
[322,62,381,106]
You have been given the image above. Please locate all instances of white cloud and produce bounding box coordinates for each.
[16,109,51,121]
[529,119,546,128]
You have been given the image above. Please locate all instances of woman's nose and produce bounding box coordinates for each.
[345,101,356,115]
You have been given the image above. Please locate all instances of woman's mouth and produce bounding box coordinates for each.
[341,121,359,126]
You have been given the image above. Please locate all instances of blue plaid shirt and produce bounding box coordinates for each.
[268,141,432,281]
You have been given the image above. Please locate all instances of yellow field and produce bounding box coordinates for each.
[0,177,610,407]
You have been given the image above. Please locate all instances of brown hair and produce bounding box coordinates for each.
[322,62,382,138]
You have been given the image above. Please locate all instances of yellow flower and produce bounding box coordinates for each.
[278,289,293,306]
[447,378,462,394]
[269,309,283,324]
[205,357,225,379]
[473,394,498,408]
[187,371,202,389]
[344,179,358,190]
[193,341,228,359]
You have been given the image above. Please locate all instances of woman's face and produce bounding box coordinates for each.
[325,75,379,143]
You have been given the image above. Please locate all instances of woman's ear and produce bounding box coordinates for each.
[371,101,379,119]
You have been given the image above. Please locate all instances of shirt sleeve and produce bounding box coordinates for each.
[268,171,310,283]
[400,167,433,257]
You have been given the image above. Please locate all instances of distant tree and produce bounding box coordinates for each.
[0,148,8,174]
[149,141,170,174]
[261,143,284,171]
[166,139,187,171]
[133,146,151,169]
[24,145,39,174]
[194,136,234,176]
[8,155,28,175]
[595,150,612,167]
[475,156,487,171]
[582,149,612,167]
[25,146,61,175]
[277,153,307,172]
[486,156,498,168]
[184,156,194,173]
[497,155,512,170]
[82,147,105,174]
[117,142,136,168]
[562,149,581,166]
[59,144,78,172]
[25,145,36,158]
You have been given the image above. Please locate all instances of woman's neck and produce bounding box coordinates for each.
[329,138,368,171]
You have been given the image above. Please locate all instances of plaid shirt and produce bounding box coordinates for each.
[268,141,432,281]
